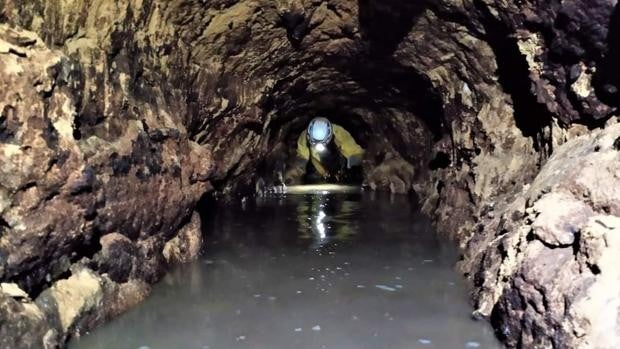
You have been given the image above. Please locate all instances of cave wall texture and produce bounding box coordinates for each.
[0,0,619,348]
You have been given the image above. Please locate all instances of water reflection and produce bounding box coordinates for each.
[293,194,360,248]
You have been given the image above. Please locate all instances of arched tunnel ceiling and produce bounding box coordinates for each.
[5,0,616,182]
[0,0,619,348]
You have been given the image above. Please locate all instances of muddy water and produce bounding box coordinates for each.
[69,192,500,349]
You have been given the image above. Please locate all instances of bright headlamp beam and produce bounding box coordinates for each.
[314,143,326,152]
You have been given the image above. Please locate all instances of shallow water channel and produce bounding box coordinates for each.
[69,192,500,349]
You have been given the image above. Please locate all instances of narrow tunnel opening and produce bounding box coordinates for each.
[281,109,371,185]
[252,55,446,194]
[287,119,366,186]
[255,114,369,188]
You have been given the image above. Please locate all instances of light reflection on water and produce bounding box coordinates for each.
[69,192,500,349]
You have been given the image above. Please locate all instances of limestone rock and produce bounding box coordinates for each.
[531,192,594,246]
[0,292,57,349]
[365,156,415,194]
[0,20,213,292]
[0,283,29,300]
[38,267,103,334]
[34,266,151,341]
[572,216,620,349]
[0,23,211,345]
[95,233,139,283]
[467,123,620,348]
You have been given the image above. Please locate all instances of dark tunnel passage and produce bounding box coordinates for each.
[172,0,450,194]
[251,50,446,192]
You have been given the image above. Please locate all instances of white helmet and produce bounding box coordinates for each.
[307,117,333,146]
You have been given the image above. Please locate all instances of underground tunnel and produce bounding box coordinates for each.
[0,0,620,348]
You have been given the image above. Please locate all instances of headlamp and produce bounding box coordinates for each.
[313,143,327,152]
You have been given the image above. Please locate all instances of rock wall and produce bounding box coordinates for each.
[0,23,209,346]
[465,123,620,348]
[0,0,619,347]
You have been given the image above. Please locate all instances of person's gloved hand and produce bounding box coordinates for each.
[346,154,362,169]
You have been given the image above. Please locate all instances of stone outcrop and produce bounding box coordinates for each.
[464,123,620,348]
[0,0,619,347]
[0,290,54,349]
[365,155,415,194]
[0,23,209,346]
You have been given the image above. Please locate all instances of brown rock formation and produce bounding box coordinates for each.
[465,123,620,348]
[0,0,619,347]
[0,23,209,344]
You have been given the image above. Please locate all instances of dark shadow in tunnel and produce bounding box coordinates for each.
[327,55,446,142]
[262,86,376,150]
[0,216,9,234]
[195,192,220,246]
[278,5,318,49]
[473,0,552,149]
[357,0,430,57]
[594,4,620,107]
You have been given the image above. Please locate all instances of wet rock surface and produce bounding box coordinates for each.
[0,0,618,347]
